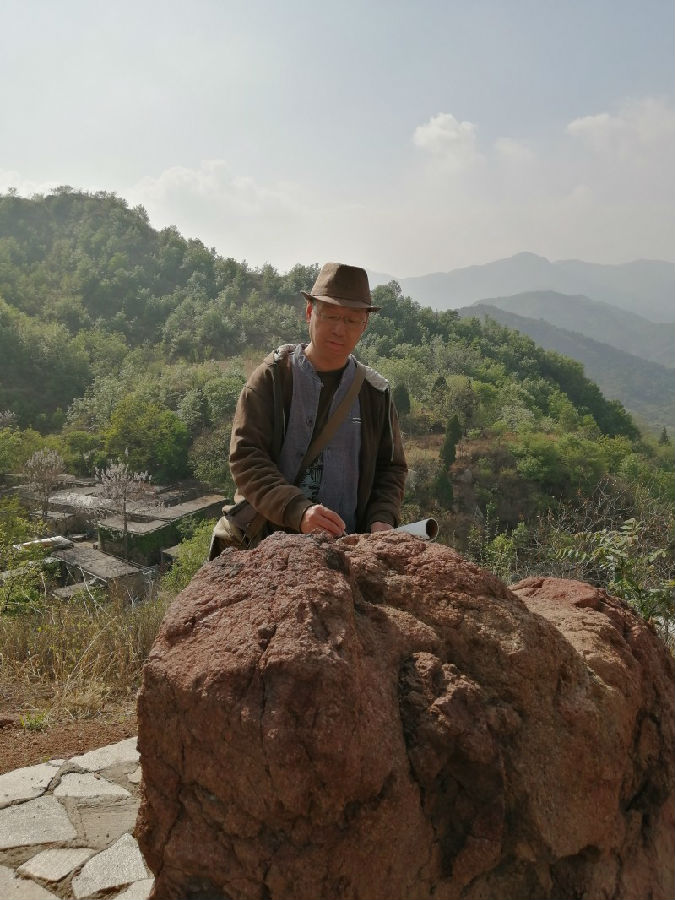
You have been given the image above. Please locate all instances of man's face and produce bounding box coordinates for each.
[305,299,368,371]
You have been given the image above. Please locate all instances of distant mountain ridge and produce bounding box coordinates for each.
[368,252,675,323]
[460,302,674,431]
[470,290,673,369]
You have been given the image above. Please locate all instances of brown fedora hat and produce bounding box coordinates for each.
[301,262,382,311]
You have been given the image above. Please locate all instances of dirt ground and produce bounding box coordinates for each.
[0,703,138,775]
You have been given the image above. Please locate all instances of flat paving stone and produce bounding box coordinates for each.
[0,865,60,899]
[70,737,139,772]
[54,773,130,800]
[0,763,56,809]
[66,797,140,850]
[127,766,142,785]
[71,833,148,899]
[0,796,77,850]
[17,847,95,882]
[112,877,155,899]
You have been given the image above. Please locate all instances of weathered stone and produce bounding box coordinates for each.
[0,763,56,808]
[54,772,130,799]
[70,737,139,772]
[112,877,155,899]
[0,865,60,899]
[127,766,142,785]
[65,797,140,850]
[71,833,148,899]
[137,532,675,900]
[0,796,77,850]
[17,847,95,882]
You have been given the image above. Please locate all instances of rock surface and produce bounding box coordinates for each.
[136,532,675,900]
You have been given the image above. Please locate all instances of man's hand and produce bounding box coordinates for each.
[300,504,346,537]
[370,521,393,533]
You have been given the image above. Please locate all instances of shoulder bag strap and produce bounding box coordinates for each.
[294,361,366,481]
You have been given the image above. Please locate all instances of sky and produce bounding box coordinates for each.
[1,0,674,276]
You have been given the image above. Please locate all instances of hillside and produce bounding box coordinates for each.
[370,252,675,323]
[0,189,637,441]
[461,303,674,432]
[470,290,673,369]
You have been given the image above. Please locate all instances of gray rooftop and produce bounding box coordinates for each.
[52,546,142,579]
[135,493,225,522]
[97,517,168,535]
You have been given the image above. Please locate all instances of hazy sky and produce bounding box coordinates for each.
[2,0,674,275]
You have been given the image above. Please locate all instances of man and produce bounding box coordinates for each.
[227,262,407,540]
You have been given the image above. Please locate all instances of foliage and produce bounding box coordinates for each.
[0,497,51,615]
[440,414,462,468]
[434,469,454,509]
[464,479,674,643]
[160,519,214,595]
[392,383,411,416]
[104,397,189,481]
[0,425,44,473]
[188,424,234,493]
[555,518,674,628]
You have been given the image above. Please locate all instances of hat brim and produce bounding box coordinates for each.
[301,291,381,312]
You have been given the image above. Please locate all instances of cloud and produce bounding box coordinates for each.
[566,96,675,156]
[125,161,387,271]
[494,137,535,164]
[129,160,304,222]
[413,112,482,171]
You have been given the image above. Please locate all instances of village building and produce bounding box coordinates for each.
[50,544,149,602]
[97,493,225,566]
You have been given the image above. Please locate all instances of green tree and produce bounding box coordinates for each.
[440,415,462,468]
[392,383,411,416]
[0,427,43,474]
[105,397,189,481]
[188,424,234,493]
[434,469,454,509]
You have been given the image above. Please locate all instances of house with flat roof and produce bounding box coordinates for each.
[51,544,148,602]
[97,493,225,565]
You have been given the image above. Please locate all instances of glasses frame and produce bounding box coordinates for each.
[312,301,368,331]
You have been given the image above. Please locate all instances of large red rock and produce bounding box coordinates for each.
[136,533,674,900]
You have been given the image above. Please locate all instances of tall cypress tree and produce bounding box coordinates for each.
[440,414,462,468]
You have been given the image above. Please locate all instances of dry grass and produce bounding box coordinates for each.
[0,585,173,723]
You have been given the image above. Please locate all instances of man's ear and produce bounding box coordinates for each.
[305,300,313,323]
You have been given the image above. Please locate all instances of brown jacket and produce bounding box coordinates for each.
[229,345,407,532]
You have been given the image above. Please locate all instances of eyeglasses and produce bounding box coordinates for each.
[314,306,368,330]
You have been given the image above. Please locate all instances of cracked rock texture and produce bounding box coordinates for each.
[136,532,674,900]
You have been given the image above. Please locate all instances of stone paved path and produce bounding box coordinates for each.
[0,737,153,899]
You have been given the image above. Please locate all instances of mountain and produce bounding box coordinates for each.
[369,253,675,323]
[461,303,674,431]
[469,290,673,369]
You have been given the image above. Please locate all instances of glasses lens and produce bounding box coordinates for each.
[318,309,365,328]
